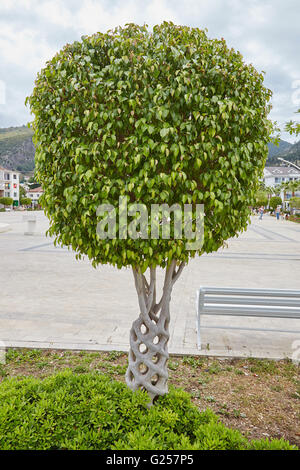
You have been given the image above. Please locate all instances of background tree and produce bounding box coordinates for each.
[289,196,300,210]
[20,197,32,206]
[279,179,300,195]
[19,185,27,200]
[269,196,282,211]
[0,197,13,207]
[284,109,300,137]
[27,23,273,403]
[254,190,268,208]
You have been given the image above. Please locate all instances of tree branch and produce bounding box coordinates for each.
[146,267,156,312]
[172,261,186,285]
[132,267,147,314]
[154,260,176,313]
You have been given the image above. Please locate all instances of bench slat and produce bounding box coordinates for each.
[200,287,300,298]
[202,305,300,318]
[203,296,300,307]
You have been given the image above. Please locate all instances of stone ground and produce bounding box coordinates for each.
[0,210,299,359]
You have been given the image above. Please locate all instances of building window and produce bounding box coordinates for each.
[5,192,10,197]
[13,174,17,179]
[4,173,10,180]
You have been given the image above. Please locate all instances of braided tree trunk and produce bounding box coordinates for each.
[125,260,185,405]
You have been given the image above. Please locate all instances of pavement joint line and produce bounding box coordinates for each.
[248,225,275,240]
[19,242,62,252]
[250,224,297,242]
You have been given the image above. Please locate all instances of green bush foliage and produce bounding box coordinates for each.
[0,197,13,206]
[269,196,282,210]
[289,197,300,210]
[20,197,32,206]
[254,190,268,208]
[0,370,296,450]
[27,22,273,270]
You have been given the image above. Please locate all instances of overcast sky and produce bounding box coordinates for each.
[0,0,299,142]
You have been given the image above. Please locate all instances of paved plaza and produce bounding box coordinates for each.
[0,210,299,359]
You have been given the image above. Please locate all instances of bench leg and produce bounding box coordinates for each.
[197,314,201,349]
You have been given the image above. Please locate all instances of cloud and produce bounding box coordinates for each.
[0,0,299,142]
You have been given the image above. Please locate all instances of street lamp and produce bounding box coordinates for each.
[277,157,300,171]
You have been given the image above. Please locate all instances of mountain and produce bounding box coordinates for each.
[0,126,35,173]
[267,139,300,167]
[267,140,292,159]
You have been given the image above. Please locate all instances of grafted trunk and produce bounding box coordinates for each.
[125,260,185,404]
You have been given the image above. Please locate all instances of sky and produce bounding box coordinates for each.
[0,0,299,142]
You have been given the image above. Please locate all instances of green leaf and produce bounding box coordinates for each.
[160,128,169,138]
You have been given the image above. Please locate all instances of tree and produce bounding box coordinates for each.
[289,197,300,210]
[279,180,300,195]
[284,109,300,137]
[269,196,282,211]
[19,186,27,199]
[20,197,32,206]
[254,190,268,208]
[0,197,13,207]
[27,23,273,403]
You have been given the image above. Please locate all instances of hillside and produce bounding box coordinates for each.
[267,139,300,166]
[0,126,35,172]
[267,140,292,159]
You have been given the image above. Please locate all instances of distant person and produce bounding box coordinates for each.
[275,206,280,220]
[259,207,264,220]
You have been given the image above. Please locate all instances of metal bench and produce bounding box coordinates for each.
[196,286,300,349]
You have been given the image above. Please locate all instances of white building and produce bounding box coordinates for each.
[263,166,300,188]
[26,186,44,207]
[263,166,300,209]
[0,165,20,205]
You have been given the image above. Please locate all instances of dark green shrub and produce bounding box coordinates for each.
[0,371,296,450]
[20,197,32,206]
[269,196,282,210]
[0,197,13,207]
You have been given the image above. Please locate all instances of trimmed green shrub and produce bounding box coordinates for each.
[289,197,300,210]
[254,190,268,208]
[20,197,32,206]
[0,197,13,207]
[0,370,296,450]
[269,196,282,211]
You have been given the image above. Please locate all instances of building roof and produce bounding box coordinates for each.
[264,166,300,176]
[0,165,20,173]
[27,186,43,193]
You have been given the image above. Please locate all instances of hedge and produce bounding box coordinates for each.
[0,370,296,450]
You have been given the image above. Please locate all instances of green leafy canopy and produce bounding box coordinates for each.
[27,22,273,269]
